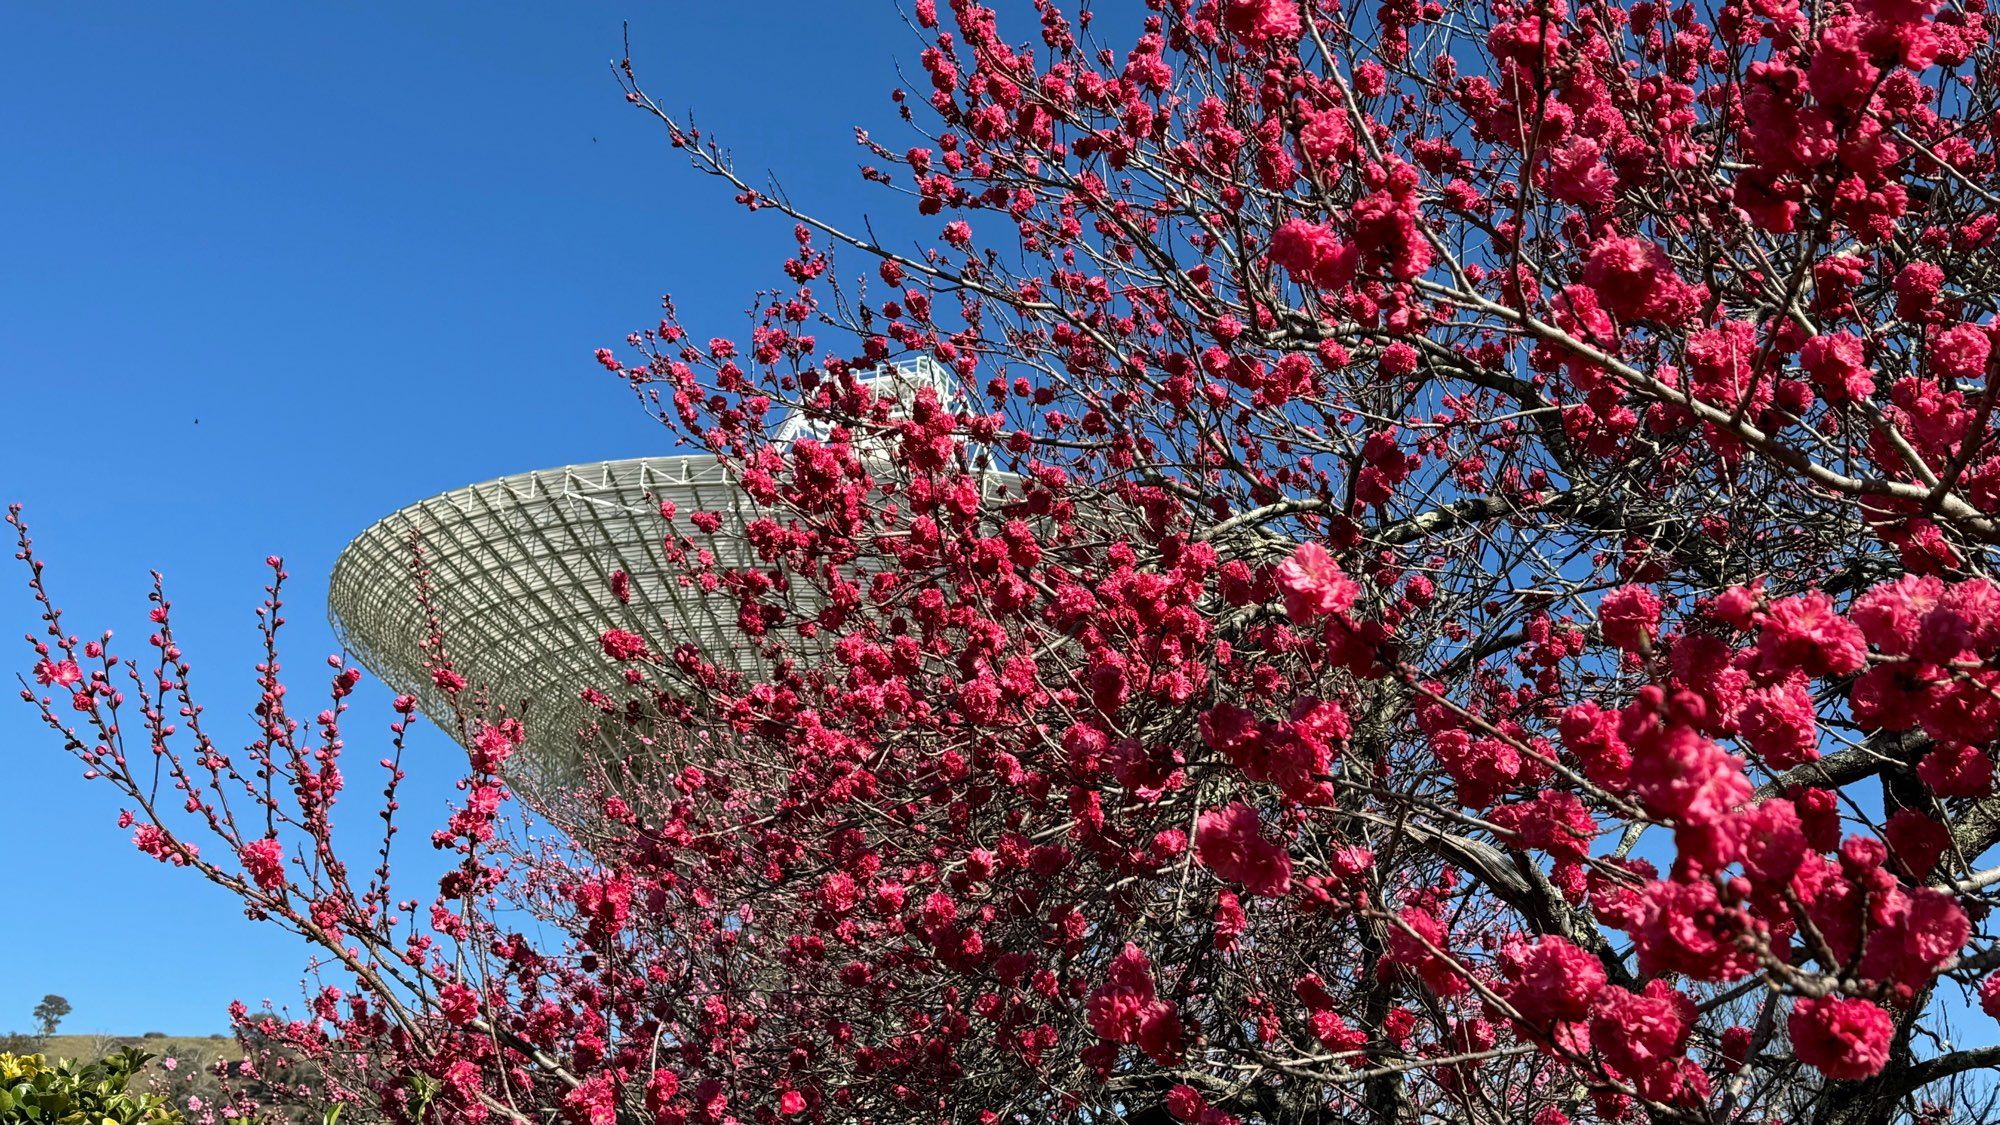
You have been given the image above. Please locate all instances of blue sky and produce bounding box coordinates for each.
[0,3,929,1035]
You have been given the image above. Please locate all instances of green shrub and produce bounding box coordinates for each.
[0,1049,183,1125]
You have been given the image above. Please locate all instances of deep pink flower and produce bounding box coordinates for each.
[1268,220,1357,291]
[599,628,651,662]
[563,1074,618,1125]
[469,721,519,774]
[1894,261,1945,320]
[1917,742,1995,797]
[1632,878,1762,981]
[1591,980,1694,1082]
[31,657,81,687]
[1789,996,1894,1080]
[1756,593,1868,677]
[645,1069,680,1118]
[1929,323,1991,381]
[1432,729,1522,809]
[1499,935,1607,1025]
[1735,678,1819,770]
[1086,944,1183,1063]
[1883,808,1951,881]
[1598,585,1662,651]
[1800,332,1876,404]
[1310,1009,1366,1053]
[1487,790,1598,859]
[1627,720,1750,828]
[1848,572,1944,652]
[1195,803,1293,897]
[1582,237,1697,324]
[134,824,193,866]
[1213,890,1246,950]
[1383,906,1469,996]
[238,837,285,892]
[1275,543,1360,622]
[438,983,480,1027]
[1737,798,1809,891]
[1222,0,1303,46]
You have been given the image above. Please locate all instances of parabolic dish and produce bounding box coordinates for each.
[327,357,999,793]
[327,454,779,790]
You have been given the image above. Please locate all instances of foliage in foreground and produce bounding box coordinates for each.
[0,1051,183,1125]
[18,0,2000,1123]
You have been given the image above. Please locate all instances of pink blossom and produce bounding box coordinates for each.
[1631,878,1762,981]
[1274,543,1360,622]
[134,824,193,866]
[1590,980,1694,1084]
[1929,323,1991,381]
[1627,718,1750,827]
[1598,585,1662,651]
[1755,593,1868,677]
[1499,935,1606,1025]
[1582,237,1696,324]
[1310,1009,1367,1053]
[1883,808,1951,881]
[1917,742,1994,797]
[599,628,651,662]
[238,837,285,892]
[1194,803,1293,897]
[438,983,480,1026]
[1222,0,1303,46]
[1213,890,1246,950]
[1800,332,1876,404]
[469,721,519,774]
[1851,574,1945,656]
[563,1074,619,1125]
[1086,944,1183,1063]
[1487,790,1598,859]
[1432,729,1522,809]
[31,657,81,687]
[1351,164,1433,280]
[1789,996,1894,1080]
[645,1069,680,1117]
[1384,907,1469,996]
[1894,262,1945,320]
[1268,220,1357,291]
[1734,678,1819,770]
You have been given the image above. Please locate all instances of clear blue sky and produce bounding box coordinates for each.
[0,3,930,1035]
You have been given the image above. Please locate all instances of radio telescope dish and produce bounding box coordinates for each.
[327,357,999,793]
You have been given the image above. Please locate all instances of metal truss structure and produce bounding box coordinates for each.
[326,357,984,792]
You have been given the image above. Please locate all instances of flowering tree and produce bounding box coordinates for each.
[17,0,2000,1122]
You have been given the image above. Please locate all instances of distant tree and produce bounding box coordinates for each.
[32,994,69,1039]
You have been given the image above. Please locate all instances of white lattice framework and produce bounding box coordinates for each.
[326,358,993,791]
[328,455,762,788]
